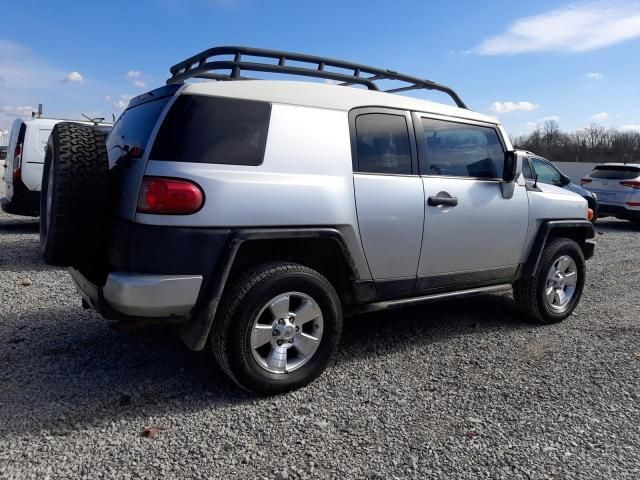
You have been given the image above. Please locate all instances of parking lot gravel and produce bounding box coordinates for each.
[1,181,639,479]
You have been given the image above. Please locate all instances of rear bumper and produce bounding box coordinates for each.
[71,220,231,322]
[69,268,203,319]
[598,203,640,220]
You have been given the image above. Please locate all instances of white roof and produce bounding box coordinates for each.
[184,80,498,125]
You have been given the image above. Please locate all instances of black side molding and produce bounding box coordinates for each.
[521,219,595,278]
[180,227,359,351]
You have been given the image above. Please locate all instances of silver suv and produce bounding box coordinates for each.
[580,163,640,224]
[39,46,595,394]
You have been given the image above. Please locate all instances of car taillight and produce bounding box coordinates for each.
[137,177,204,214]
[13,143,23,180]
[580,177,592,185]
[619,180,640,189]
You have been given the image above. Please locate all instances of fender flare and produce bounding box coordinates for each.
[180,228,359,351]
[520,219,595,278]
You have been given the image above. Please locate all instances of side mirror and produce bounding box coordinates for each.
[503,151,523,183]
[560,173,571,186]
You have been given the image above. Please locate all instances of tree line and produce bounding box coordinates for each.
[512,120,640,163]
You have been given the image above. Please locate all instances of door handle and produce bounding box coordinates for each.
[428,193,458,207]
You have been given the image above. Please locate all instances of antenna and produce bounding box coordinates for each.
[81,113,105,125]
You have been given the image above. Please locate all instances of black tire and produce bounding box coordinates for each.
[40,123,109,267]
[211,262,342,395]
[513,238,585,324]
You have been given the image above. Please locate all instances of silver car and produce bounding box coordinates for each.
[581,164,640,224]
[37,46,596,394]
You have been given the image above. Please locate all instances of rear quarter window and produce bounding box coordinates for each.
[150,95,271,166]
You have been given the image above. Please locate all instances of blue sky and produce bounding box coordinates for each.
[1,0,639,137]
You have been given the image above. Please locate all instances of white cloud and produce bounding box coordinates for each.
[127,70,147,89]
[113,94,133,110]
[591,112,609,121]
[586,72,604,80]
[476,3,640,55]
[490,101,539,114]
[524,121,538,130]
[621,124,640,132]
[541,115,560,122]
[64,71,84,83]
[1,105,35,118]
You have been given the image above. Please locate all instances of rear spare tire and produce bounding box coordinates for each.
[40,122,109,267]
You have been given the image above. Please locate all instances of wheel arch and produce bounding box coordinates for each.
[180,228,361,351]
[519,220,595,279]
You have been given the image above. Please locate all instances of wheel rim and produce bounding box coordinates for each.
[45,153,54,233]
[250,292,324,374]
[545,255,578,312]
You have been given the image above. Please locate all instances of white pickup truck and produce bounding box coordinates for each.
[1,116,111,216]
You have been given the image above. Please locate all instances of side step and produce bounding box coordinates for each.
[355,283,513,314]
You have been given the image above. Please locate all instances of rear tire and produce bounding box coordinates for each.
[211,262,342,395]
[40,123,109,267]
[514,238,585,324]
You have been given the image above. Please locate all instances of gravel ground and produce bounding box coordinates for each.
[1,182,639,479]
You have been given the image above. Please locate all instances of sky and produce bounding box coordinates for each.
[1,0,640,138]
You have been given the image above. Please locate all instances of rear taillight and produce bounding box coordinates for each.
[626,202,640,207]
[137,176,204,214]
[580,177,592,185]
[13,143,23,181]
[619,180,640,189]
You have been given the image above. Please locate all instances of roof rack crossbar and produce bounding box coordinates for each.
[167,46,467,109]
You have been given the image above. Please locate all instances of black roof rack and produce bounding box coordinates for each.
[167,46,468,109]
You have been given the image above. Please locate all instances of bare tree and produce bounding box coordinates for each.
[513,123,640,163]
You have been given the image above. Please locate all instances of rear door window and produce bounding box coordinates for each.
[355,113,412,174]
[150,95,271,166]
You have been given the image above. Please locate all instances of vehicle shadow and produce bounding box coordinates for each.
[594,218,640,233]
[0,218,39,234]
[0,292,529,438]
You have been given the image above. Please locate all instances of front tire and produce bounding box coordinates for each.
[211,262,342,395]
[514,238,586,324]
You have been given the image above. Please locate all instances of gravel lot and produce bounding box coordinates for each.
[1,181,639,479]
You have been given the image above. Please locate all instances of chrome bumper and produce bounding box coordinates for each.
[69,268,203,318]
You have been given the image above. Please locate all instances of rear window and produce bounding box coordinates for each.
[150,95,271,166]
[589,166,640,180]
[107,96,173,165]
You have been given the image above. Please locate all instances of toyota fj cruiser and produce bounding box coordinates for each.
[40,46,595,394]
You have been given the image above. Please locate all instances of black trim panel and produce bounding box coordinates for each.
[374,277,417,299]
[416,265,516,292]
[522,219,595,278]
[180,227,359,351]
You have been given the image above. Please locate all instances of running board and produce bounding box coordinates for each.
[355,283,513,314]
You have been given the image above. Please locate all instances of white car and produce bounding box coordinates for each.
[1,116,110,216]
